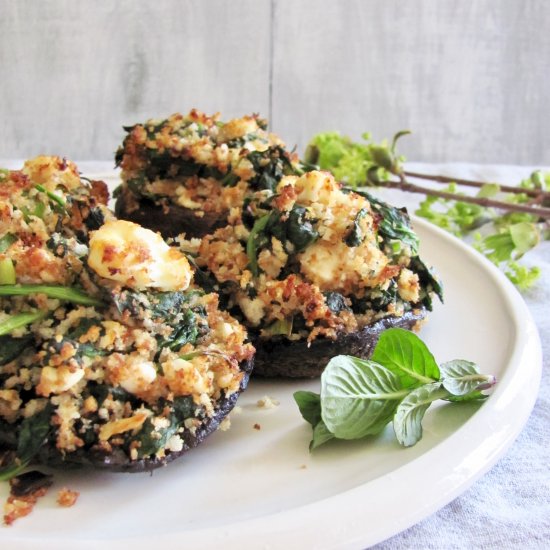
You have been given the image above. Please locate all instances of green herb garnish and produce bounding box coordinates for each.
[294,328,495,450]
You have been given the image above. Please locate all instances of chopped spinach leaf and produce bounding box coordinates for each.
[285,206,319,251]
[246,146,294,192]
[135,417,179,458]
[161,309,199,350]
[220,170,240,187]
[84,206,106,231]
[0,334,34,365]
[0,233,17,253]
[172,396,195,421]
[135,396,196,458]
[355,190,419,255]
[352,281,398,313]
[86,383,134,408]
[409,256,444,309]
[0,404,52,481]
[324,292,351,314]
[149,291,201,318]
[344,208,368,247]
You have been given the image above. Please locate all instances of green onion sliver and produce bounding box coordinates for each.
[246,213,271,277]
[0,310,48,336]
[0,284,104,306]
[35,184,66,207]
[0,258,16,285]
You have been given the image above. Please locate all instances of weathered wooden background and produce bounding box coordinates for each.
[1,0,548,164]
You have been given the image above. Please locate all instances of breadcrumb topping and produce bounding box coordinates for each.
[0,157,254,469]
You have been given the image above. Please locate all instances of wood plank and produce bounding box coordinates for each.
[271,0,550,164]
[0,0,271,161]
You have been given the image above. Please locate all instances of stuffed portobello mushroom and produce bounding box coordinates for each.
[183,170,442,377]
[115,109,307,238]
[0,157,254,475]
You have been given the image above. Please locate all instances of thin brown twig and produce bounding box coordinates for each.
[403,170,550,200]
[386,174,550,219]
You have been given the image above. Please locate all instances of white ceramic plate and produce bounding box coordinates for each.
[0,213,541,549]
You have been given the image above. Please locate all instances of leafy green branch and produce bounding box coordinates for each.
[306,131,550,289]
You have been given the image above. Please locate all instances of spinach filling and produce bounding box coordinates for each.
[352,189,420,255]
[409,256,444,309]
[0,334,34,366]
[109,289,207,352]
[344,208,369,247]
[134,396,197,458]
[246,204,319,277]
[0,405,53,481]
[246,146,295,193]
[351,281,399,313]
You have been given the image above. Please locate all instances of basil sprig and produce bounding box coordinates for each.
[294,328,496,450]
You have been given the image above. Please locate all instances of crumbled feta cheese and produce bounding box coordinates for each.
[88,220,193,291]
[257,395,280,409]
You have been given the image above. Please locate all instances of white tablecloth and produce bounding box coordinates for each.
[3,160,549,548]
[373,164,550,550]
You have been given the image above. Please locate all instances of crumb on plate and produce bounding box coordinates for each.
[57,488,79,508]
[3,487,48,526]
[256,395,280,409]
[218,416,231,431]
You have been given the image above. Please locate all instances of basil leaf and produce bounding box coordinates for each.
[444,390,488,402]
[320,356,407,440]
[393,382,449,447]
[371,328,440,388]
[294,391,336,451]
[310,421,335,451]
[440,359,496,396]
[294,391,322,427]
